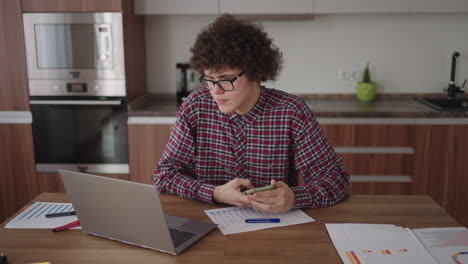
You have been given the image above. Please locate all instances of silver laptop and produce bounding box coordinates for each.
[58,169,217,255]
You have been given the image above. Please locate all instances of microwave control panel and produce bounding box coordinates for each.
[95,24,113,69]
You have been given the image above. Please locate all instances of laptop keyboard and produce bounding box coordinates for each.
[169,228,197,248]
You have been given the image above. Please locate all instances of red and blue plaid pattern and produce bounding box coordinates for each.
[155,87,349,208]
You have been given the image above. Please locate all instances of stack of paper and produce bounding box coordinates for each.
[326,223,468,264]
[4,202,80,229]
[412,227,468,264]
[205,206,315,235]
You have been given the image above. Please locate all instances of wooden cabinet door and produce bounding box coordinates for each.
[412,124,468,227]
[0,124,38,223]
[0,0,37,223]
[128,124,173,184]
[445,125,468,227]
[320,124,413,195]
[350,182,411,195]
[314,0,410,14]
[122,0,147,103]
[322,124,413,147]
[21,0,123,12]
[0,0,29,111]
[411,125,449,202]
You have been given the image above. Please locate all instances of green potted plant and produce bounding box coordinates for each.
[356,63,377,102]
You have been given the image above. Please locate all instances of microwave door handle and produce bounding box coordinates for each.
[29,100,123,105]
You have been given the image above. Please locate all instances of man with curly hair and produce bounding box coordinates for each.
[155,14,349,213]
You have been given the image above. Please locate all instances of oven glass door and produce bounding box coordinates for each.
[31,98,128,166]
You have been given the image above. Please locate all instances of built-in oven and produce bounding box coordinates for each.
[23,12,129,174]
[30,97,129,174]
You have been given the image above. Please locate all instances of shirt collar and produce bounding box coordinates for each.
[227,86,266,124]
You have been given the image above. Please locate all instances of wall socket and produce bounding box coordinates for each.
[338,70,351,80]
[338,69,362,81]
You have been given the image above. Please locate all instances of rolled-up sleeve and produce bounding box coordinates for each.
[291,105,350,208]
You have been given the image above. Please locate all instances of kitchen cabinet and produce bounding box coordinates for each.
[128,124,174,184]
[313,0,468,14]
[133,0,468,15]
[322,122,468,227]
[444,125,468,228]
[412,125,468,228]
[320,124,414,195]
[314,0,410,14]
[0,0,29,111]
[0,123,38,223]
[21,0,123,12]
[219,0,313,14]
[37,173,130,193]
[410,0,468,13]
[134,0,313,15]
[0,0,39,224]
[134,0,219,15]
[121,0,147,103]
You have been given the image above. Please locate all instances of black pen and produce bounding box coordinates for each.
[45,211,76,218]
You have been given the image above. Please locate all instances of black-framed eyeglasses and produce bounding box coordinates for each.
[199,72,244,91]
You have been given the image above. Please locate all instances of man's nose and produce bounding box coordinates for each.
[212,83,225,94]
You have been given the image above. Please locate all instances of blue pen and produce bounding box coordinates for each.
[245,218,280,223]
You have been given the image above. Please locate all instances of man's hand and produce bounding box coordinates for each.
[213,178,254,207]
[248,179,295,213]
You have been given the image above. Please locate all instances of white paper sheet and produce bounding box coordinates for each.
[412,227,468,264]
[326,223,439,264]
[4,202,81,229]
[204,206,314,235]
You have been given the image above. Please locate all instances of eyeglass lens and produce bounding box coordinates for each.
[202,80,234,91]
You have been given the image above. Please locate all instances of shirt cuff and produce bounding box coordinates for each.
[291,186,315,208]
[198,183,216,204]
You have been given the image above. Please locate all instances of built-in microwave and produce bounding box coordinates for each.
[23,12,126,97]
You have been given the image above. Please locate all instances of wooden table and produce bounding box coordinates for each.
[0,193,460,264]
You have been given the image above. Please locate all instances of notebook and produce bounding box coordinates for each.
[58,169,217,255]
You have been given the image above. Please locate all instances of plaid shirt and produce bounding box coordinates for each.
[155,87,349,208]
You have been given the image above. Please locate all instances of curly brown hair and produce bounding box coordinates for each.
[189,14,283,83]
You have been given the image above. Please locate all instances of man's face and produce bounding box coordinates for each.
[203,67,260,115]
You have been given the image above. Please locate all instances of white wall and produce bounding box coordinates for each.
[145,14,468,95]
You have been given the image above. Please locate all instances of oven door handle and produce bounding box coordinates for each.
[29,100,123,105]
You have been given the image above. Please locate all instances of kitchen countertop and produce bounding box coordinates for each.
[128,93,468,118]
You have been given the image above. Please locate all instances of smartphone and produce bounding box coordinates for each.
[242,184,274,195]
